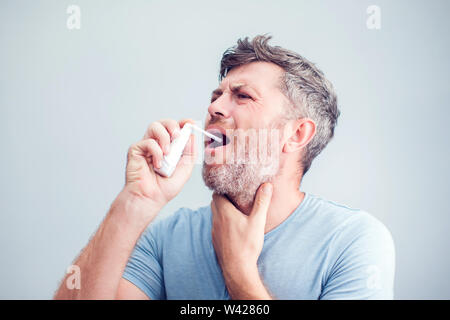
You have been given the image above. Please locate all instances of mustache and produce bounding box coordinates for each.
[206,116,235,129]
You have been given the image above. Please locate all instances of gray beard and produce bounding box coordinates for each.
[202,159,279,210]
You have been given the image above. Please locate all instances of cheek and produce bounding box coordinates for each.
[252,102,285,127]
[231,98,285,129]
[232,104,268,129]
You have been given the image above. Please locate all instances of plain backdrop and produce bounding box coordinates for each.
[0,0,449,299]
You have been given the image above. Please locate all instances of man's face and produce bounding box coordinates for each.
[204,61,288,163]
[202,61,290,208]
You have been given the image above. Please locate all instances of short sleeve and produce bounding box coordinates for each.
[320,212,396,300]
[122,221,166,300]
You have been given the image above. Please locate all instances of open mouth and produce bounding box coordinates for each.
[205,129,231,149]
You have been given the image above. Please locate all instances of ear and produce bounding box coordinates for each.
[282,118,316,153]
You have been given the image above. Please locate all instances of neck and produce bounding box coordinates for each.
[228,169,305,234]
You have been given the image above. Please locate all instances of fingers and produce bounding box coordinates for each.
[179,118,196,129]
[128,138,164,169]
[212,183,273,224]
[143,122,171,155]
[170,134,198,182]
[182,132,197,157]
[160,119,181,140]
[152,118,198,181]
[250,183,273,226]
[211,193,228,230]
[143,119,195,156]
[174,133,197,166]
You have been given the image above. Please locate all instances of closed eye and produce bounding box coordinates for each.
[210,91,252,103]
[237,93,251,100]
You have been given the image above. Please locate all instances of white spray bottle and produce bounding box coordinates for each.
[154,123,222,178]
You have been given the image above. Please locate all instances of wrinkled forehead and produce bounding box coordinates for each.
[219,62,285,94]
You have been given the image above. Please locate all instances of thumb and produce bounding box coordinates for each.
[250,183,273,227]
[170,134,197,181]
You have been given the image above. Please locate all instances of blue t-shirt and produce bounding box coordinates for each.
[122,192,395,299]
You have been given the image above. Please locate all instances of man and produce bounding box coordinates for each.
[54,35,395,300]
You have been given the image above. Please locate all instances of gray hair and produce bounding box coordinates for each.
[219,35,340,175]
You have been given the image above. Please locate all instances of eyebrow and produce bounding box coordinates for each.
[211,88,223,97]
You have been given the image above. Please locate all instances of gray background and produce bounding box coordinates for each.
[0,0,449,299]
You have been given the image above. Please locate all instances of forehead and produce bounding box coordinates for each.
[219,61,285,92]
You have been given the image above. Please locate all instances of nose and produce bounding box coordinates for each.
[207,94,233,119]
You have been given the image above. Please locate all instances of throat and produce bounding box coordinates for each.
[225,193,254,216]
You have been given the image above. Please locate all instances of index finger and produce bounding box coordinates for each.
[179,118,196,129]
[159,119,181,141]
